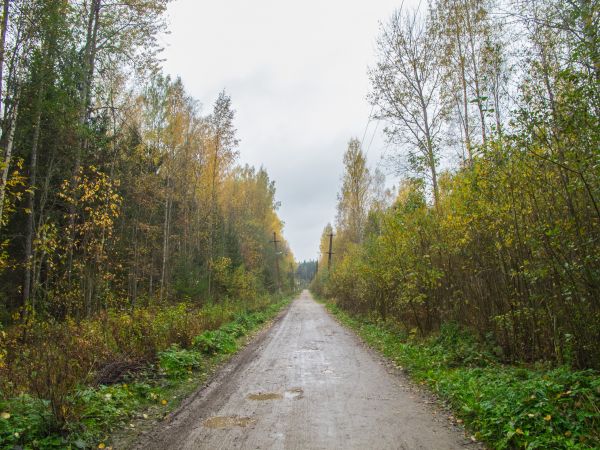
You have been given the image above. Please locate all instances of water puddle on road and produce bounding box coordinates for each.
[247,388,304,401]
[247,392,283,400]
[203,415,256,429]
[284,387,304,400]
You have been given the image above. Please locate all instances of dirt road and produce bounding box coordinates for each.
[134,290,476,449]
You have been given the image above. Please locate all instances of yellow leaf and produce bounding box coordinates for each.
[0,412,10,419]
[544,414,552,421]
[516,428,524,435]
[161,399,167,405]
[98,444,106,449]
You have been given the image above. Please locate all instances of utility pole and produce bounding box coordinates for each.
[327,232,334,271]
[272,232,281,292]
[315,260,318,277]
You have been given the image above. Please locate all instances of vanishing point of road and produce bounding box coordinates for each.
[134,290,479,450]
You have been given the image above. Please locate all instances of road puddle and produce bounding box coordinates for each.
[203,415,256,429]
[247,388,304,401]
[248,392,283,400]
[284,387,304,400]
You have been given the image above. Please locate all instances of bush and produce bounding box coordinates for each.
[234,311,266,330]
[5,319,102,426]
[0,396,57,449]
[431,322,495,368]
[193,330,237,355]
[220,322,247,338]
[158,345,202,379]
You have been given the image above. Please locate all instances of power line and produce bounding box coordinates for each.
[365,119,380,158]
[361,104,375,147]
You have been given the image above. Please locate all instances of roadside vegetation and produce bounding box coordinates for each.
[0,295,291,449]
[323,301,599,449]
[313,0,599,448]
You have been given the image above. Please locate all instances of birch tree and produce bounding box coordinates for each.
[369,8,447,208]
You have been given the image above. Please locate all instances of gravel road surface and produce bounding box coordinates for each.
[133,290,478,450]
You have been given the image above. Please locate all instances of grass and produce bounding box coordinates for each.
[0,295,292,449]
[323,300,600,450]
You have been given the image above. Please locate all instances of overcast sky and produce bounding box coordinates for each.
[161,0,411,261]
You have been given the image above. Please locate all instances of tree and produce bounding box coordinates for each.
[22,0,71,305]
[207,90,239,298]
[433,0,505,160]
[336,138,372,244]
[369,7,447,208]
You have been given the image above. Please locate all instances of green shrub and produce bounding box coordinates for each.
[233,314,254,330]
[433,366,600,449]
[0,396,57,449]
[431,322,495,368]
[158,345,202,378]
[220,322,247,338]
[234,311,266,330]
[193,330,237,355]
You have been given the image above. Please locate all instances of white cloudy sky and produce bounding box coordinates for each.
[161,0,412,261]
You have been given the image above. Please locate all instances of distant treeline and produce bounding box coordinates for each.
[296,260,317,286]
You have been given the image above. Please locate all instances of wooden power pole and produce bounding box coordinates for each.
[327,232,334,271]
[272,232,281,292]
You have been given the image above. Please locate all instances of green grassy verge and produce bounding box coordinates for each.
[0,295,292,449]
[322,300,600,450]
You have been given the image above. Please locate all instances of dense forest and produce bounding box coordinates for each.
[0,0,294,316]
[295,260,317,287]
[313,0,599,370]
[0,1,295,446]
